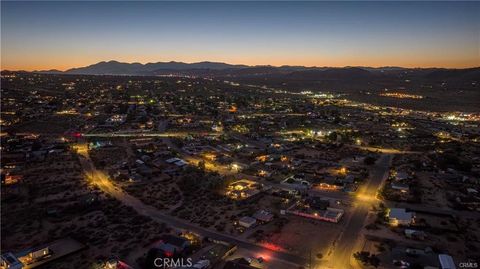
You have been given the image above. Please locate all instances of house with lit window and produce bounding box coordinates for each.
[388,208,415,226]
[153,234,190,257]
[0,252,23,269]
[391,182,410,192]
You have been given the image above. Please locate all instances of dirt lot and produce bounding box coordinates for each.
[262,216,344,259]
[363,208,480,264]
[1,149,166,268]
[417,172,452,209]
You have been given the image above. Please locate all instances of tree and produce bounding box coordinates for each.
[353,251,381,267]
[353,251,370,264]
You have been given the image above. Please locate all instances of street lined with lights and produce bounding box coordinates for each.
[74,142,309,267]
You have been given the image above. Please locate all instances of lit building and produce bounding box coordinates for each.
[0,253,23,269]
[388,208,414,226]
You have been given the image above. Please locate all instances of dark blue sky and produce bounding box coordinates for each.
[1,1,479,70]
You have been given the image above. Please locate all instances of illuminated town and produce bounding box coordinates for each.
[2,68,479,269]
[1,1,479,269]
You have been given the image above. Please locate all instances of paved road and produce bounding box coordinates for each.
[308,183,480,219]
[323,154,392,269]
[384,201,480,218]
[82,131,220,138]
[347,145,421,155]
[76,145,308,269]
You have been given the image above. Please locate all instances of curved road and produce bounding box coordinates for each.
[76,145,308,268]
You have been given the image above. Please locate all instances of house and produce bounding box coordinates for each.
[223,258,259,269]
[146,235,190,266]
[2,238,85,269]
[395,171,409,181]
[438,254,456,269]
[226,180,262,201]
[165,157,188,167]
[151,158,165,168]
[281,175,311,191]
[405,229,426,240]
[199,243,237,266]
[257,169,272,178]
[306,197,330,210]
[137,164,153,175]
[105,114,126,125]
[105,259,120,269]
[141,155,151,162]
[192,260,210,269]
[28,246,51,261]
[323,208,344,223]
[2,174,22,185]
[154,234,190,257]
[344,175,355,184]
[286,202,344,223]
[166,157,182,164]
[0,252,23,269]
[391,182,410,192]
[253,210,274,223]
[388,208,414,226]
[238,216,256,228]
[466,188,478,195]
[404,247,434,258]
[174,160,188,167]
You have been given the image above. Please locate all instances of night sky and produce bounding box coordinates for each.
[1,1,479,70]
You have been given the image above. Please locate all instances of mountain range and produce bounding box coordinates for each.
[19,60,480,82]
